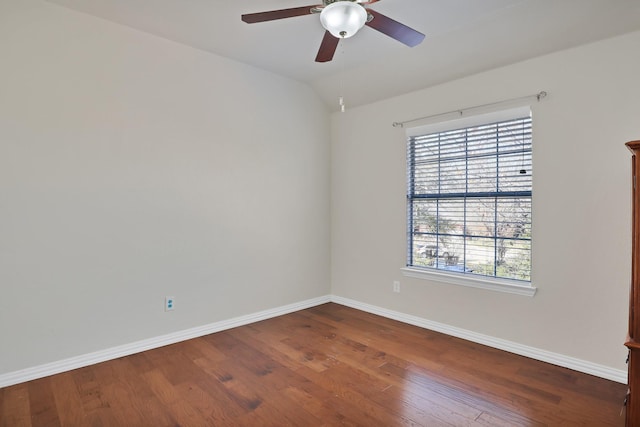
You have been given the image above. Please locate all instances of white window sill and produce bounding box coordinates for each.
[401,267,537,297]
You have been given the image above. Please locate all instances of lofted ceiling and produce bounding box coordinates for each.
[44,0,640,110]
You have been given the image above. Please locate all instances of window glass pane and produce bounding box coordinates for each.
[496,199,531,239]
[411,200,438,233]
[414,161,439,194]
[498,152,531,192]
[468,156,497,192]
[465,237,496,276]
[468,126,497,157]
[437,200,464,237]
[411,234,438,268]
[496,239,531,281]
[434,236,464,271]
[439,166,466,193]
[465,199,495,237]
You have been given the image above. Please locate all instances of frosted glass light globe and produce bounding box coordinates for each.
[320,2,367,39]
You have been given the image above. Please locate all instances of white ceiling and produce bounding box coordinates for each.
[45,0,640,110]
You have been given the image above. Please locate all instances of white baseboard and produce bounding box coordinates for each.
[330,295,628,384]
[0,295,331,389]
[0,294,627,388]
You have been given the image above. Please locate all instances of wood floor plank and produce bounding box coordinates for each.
[143,369,209,426]
[70,366,121,426]
[282,386,362,427]
[173,381,242,425]
[94,357,177,426]
[49,372,87,426]
[192,356,265,414]
[0,303,628,426]
[27,378,61,427]
[1,383,32,427]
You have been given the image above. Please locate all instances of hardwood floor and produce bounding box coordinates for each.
[0,303,628,426]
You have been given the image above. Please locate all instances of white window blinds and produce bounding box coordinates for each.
[407,113,532,282]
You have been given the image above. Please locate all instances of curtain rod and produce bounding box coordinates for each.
[392,91,547,128]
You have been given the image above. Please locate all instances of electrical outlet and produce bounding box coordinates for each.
[393,281,400,293]
[165,296,175,311]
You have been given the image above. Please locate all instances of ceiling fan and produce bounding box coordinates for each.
[241,0,425,63]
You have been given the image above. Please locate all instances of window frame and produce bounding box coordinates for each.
[404,106,537,297]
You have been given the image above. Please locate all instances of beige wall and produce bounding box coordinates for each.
[0,1,330,374]
[331,30,640,371]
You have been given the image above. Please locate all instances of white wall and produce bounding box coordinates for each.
[0,1,330,375]
[331,31,640,372]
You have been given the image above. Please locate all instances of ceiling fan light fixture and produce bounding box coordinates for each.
[320,1,367,39]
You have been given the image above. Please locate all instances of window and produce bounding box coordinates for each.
[406,107,532,290]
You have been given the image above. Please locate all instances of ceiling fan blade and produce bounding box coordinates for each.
[241,5,318,24]
[315,31,340,63]
[365,9,425,47]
